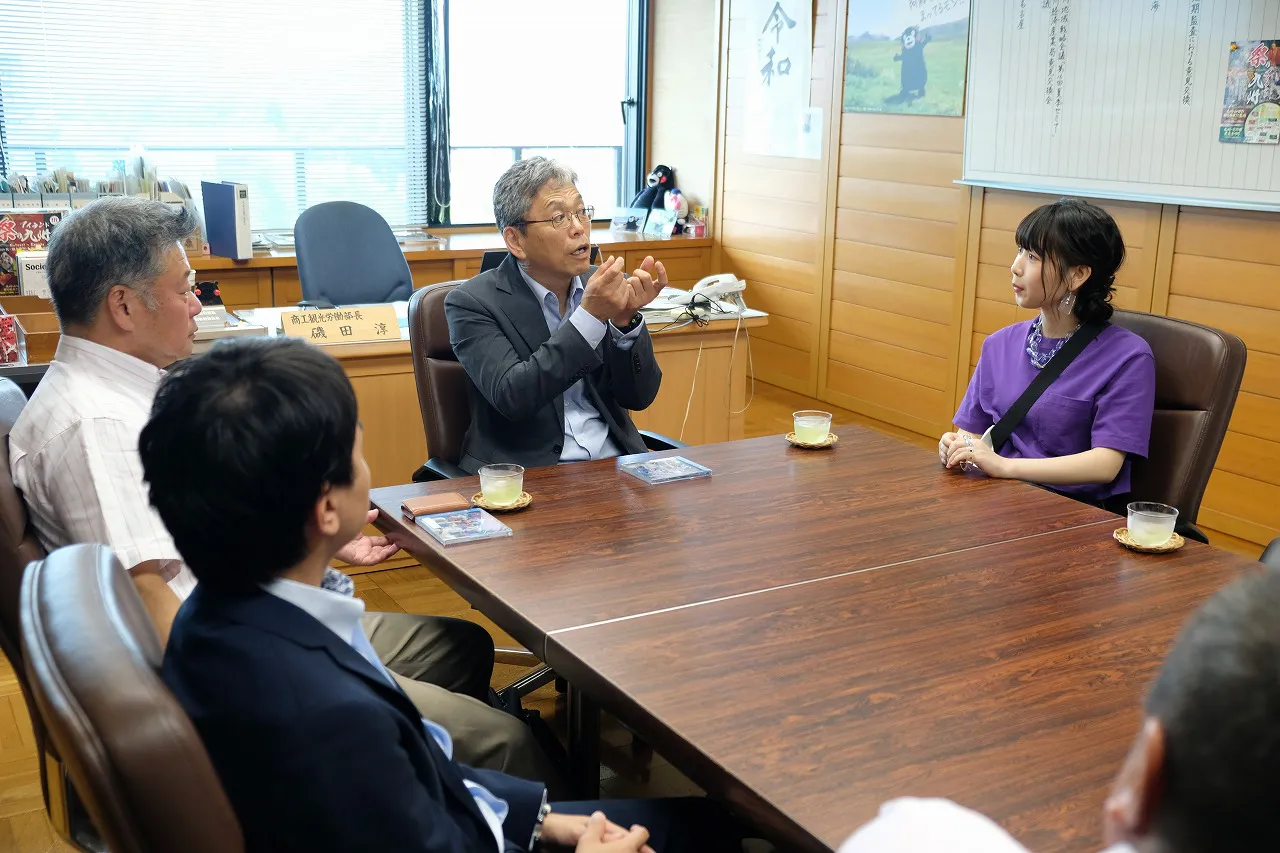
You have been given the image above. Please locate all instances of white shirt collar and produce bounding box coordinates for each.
[54,335,166,390]
[262,577,367,644]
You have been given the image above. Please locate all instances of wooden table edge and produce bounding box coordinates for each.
[544,631,831,852]
[371,509,553,661]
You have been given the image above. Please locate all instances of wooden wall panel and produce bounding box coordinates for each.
[700,0,1280,545]
[1166,207,1280,545]
[823,111,965,434]
[716,0,836,396]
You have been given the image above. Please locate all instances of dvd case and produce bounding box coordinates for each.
[415,508,513,546]
[617,455,712,485]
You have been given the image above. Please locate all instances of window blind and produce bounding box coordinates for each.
[0,0,426,230]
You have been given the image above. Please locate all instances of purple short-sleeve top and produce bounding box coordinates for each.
[953,319,1156,502]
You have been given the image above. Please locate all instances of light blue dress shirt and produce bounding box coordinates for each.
[517,266,645,462]
[263,577,509,853]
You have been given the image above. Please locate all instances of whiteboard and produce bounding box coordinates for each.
[963,0,1280,212]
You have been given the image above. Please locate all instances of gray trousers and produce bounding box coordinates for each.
[361,611,556,786]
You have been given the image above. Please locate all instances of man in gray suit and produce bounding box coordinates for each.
[445,157,664,473]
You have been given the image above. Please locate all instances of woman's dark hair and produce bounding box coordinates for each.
[1015,197,1125,325]
[139,337,358,593]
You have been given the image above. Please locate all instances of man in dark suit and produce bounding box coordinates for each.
[445,157,664,473]
[144,337,743,853]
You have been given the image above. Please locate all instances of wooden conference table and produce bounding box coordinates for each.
[370,426,1257,853]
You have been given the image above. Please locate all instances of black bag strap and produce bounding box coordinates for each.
[988,322,1107,453]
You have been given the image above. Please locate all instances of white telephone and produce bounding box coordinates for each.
[646,273,748,315]
[690,273,747,303]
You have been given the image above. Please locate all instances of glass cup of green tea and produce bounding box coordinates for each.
[793,410,832,445]
[479,463,524,507]
[1127,502,1178,547]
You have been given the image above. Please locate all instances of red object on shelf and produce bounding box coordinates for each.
[0,315,20,363]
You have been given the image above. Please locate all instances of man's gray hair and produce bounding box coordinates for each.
[47,196,197,327]
[492,157,579,233]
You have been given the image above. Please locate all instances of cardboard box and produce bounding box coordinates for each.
[0,295,54,315]
[15,312,60,364]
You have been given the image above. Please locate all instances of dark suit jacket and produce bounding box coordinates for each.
[444,255,662,473]
[162,586,545,853]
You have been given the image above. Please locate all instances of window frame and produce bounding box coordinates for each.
[440,0,649,227]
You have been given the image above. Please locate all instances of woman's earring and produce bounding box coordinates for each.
[1060,291,1076,313]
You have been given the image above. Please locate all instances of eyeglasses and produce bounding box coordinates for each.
[517,206,595,230]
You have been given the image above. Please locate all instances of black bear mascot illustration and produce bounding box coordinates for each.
[887,25,930,104]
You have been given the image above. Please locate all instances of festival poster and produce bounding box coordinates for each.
[844,0,969,116]
[0,213,61,296]
[1220,39,1280,144]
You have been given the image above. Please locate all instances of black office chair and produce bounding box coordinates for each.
[294,202,413,306]
[480,247,599,273]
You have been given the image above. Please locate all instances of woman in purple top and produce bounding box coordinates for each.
[940,198,1156,506]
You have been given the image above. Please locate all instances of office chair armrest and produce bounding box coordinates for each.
[1260,536,1280,568]
[411,458,470,482]
[1177,523,1209,546]
[640,430,687,451]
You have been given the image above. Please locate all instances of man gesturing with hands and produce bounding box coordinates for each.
[445,157,664,473]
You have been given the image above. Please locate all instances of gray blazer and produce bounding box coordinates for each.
[444,255,662,473]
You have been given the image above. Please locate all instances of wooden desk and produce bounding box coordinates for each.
[187,229,713,312]
[545,526,1252,852]
[370,427,1256,850]
[239,304,768,490]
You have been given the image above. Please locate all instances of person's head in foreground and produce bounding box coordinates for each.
[494,156,594,285]
[139,335,369,591]
[840,566,1280,853]
[1102,565,1280,853]
[48,195,201,369]
[1011,197,1125,330]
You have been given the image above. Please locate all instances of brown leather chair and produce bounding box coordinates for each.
[1110,310,1247,543]
[21,544,243,853]
[406,281,682,483]
[0,426,45,693]
[408,281,473,481]
[0,421,94,848]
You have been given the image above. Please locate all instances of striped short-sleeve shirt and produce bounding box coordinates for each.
[10,335,197,599]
